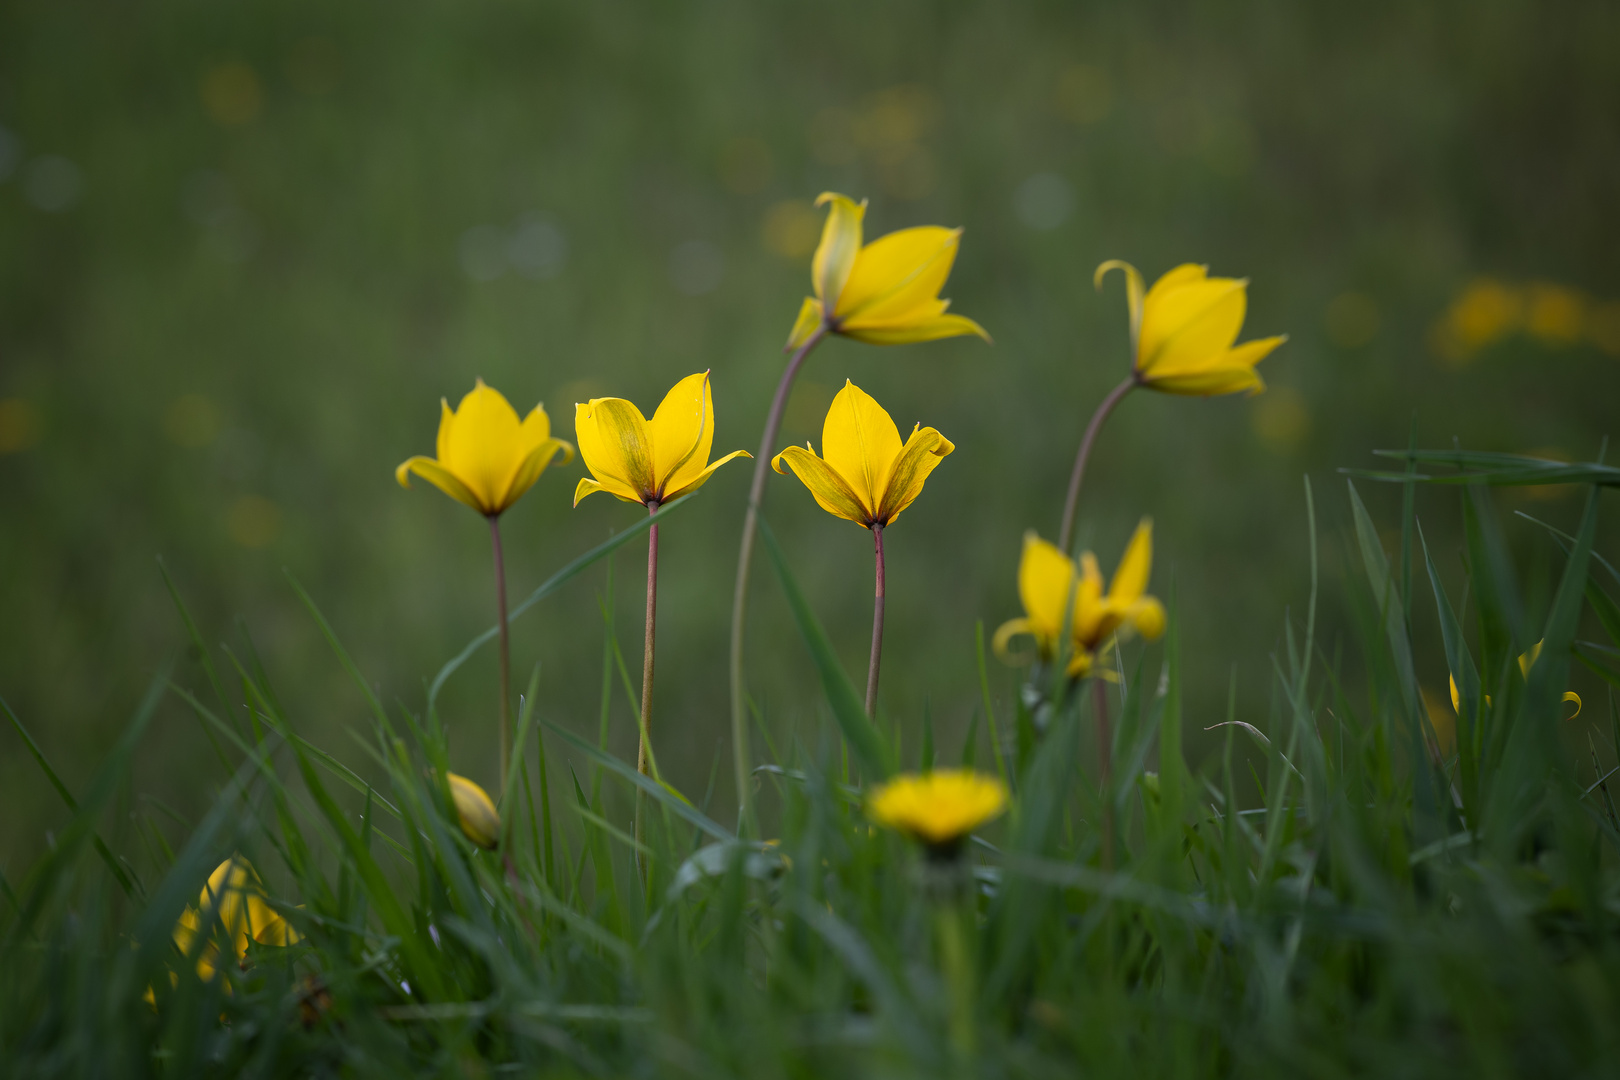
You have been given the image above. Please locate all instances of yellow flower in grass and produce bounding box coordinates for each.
[396,379,575,516]
[449,772,501,850]
[172,856,299,981]
[1096,260,1287,396]
[785,192,990,350]
[573,371,750,508]
[771,380,953,529]
[1448,639,1581,718]
[993,521,1166,678]
[868,770,1009,854]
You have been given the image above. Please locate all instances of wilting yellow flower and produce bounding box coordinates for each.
[785,192,990,350]
[770,380,953,529]
[573,371,750,508]
[868,769,1009,851]
[396,379,575,516]
[449,772,501,850]
[993,521,1166,678]
[1095,260,1286,396]
[172,856,299,981]
[1448,639,1581,718]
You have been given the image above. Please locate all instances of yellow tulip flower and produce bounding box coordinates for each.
[396,378,575,516]
[994,521,1166,678]
[785,192,990,350]
[448,772,501,850]
[573,371,751,509]
[867,769,1009,852]
[770,379,954,529]
[172,856,299,981]
[1448,639,1581,718]
[1096,260,1287,397]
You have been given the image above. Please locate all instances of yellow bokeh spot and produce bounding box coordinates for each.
[718,137,773,195]
[761,199,820,260]
[1055,64,1113,125]
[1325,292,1380,348]
[163,393,221,448]
[0,398,43,454]
[228,496,281,548]
[1524,283,1584,346]
[201,62,263,127]
[1251,386,1310,452]
[854,85,938,150]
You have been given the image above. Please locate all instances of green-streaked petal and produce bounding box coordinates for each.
[575,397,655,502]
[661,448,751,502]
[646,372,713,499]
[1108,518,1154,604]
[442,379,525,513]
[1140,278,1248,375]
[1095,260,1146,351]
[812,193,865,310]
[396,456,486,513]
[821,380,900,516]
[497,437,572,512]
[1142,350,1273,396]
[836,226,960,323]
[785,297,825,351]
[874,426,953,525]
[839,310,992,346]
[771,444,869,525]
[1017,531,1076,641]
[573,475,641,507]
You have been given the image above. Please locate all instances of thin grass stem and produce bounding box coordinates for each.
[1057,376,1137,553]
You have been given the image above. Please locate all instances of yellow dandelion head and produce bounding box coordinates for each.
[866,769,1009,853]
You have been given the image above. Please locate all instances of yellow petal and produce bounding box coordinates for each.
[575,398,655,503]
[498,437,572,511]
[1140,345,1276,397]
[866,769,1008,846]
[1518,639,1544,675]
[1017,532,1077,642]
[1563,691,1582,718]
[785,297,825,351]
[441,380,525,514]
[661,448,751,502]
[991,616,1040,663]
[435,398,454,463]
[1449,672,1462,714]
[1141,263,1208,308]
[772,444,870,525]
[396,456,484,512]
[874,426,953,525]
[1075,552,1106,644]
[1108,518,1154,604]
[646,372,714,499]
[1127,596,1166,641]
[1139,277,1248,375]
[839,309,992,346]
[836,226,960,324]
[1095,260,1146,350]
[573,475,641,507]
[820,380,901,515]
[449,772,501,850]
[812,193,865,310]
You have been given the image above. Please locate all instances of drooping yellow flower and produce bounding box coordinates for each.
[396,378,575,516]
[1448,639,1581,718]
[993,521,1166,678]
[770,380,953,529]
[448,772,501,850]
[867,769,1009,851]
[785,193,990,350]
[172,856,299,981]
[1095,260,1287,396]
[573,371,750,508]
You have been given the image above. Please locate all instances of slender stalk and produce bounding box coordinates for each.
[728,322,830,829]
[488,514,511,797]
[1092,675,1114,871]
[636,499,661,874]
[935,899,977,1060]
[866,523,887,718]
[1057,375,1137,553]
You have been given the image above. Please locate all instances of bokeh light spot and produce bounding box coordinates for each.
[24,156,83,212]
[163,394,222,448]
[227,495,281,548]
[718,137,773,195]
[0,398,43,454]
[508,214,568,279]
[762,199,819,259]
[1251,386,1310,452]
[1014,172,1074,231]
[1524,283,1584,346]
[1055,65,1113,125]
[1324,292,1381,348]
[201,63,263,127]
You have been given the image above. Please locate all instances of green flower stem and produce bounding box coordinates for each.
[1093,674,1114,871]
[866,523,886,718]
[935,898,977,1061]
[1057,375,1136,554]
[636,498,661,878]
[729,321,830,831]
[488,514,511,797]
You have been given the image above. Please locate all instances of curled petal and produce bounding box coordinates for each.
[874,426,953,525]
[772,445,868,525]
[1563,691,1582,719]
[1095,259,1146,354]
[812,193,866,310]
[574,475,641,507]
[661,448,751,502]
[396,456,485,513]
[498,437,573,512]
[992,617,1045,665]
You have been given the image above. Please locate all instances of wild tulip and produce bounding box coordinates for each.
[448,772,501,850]
[772,379,953,714]
[171,856,298,982]
[867,769,1009,857]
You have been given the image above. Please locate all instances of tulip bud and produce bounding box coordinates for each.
[448,773,500,850]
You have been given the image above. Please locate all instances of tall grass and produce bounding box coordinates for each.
[3,457,1619,1078]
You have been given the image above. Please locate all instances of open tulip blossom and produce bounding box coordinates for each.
[575,370,749,866]
[772,379,953,715]
[396,379,575,793]
[729,194,990,827]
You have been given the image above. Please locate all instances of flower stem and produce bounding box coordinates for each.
[488,514,511,798]
[1092,674,1114,871]
[728,322,830,831]
[935,900,977,1061]
[1057,375,1137,553]
[637,499,661,876]
[866,523,886,718]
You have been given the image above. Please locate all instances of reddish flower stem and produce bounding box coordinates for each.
[866,523,887,718]
[1057,376,1136,553]
[488,514,511,796]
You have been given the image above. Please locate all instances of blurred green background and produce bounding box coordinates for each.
[4,0,1619,867]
